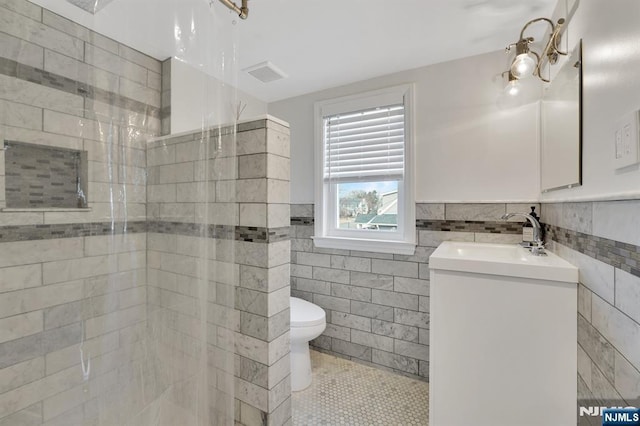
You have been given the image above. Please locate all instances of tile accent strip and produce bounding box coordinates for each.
[0,57,161,119]
[291,216,522,234]
[0,221,289,243]
[0,221,147,243]
[545,224,640,278]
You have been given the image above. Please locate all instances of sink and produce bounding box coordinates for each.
[428,241,579,426]
[429,241,578,282]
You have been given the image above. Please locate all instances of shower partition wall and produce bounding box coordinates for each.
[0,0,292,424]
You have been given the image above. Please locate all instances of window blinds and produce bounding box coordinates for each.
[323,104,405,183]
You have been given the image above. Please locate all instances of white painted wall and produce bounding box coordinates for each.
[269,50,542,203]
[541,0,640,201]
[171,59,268,134]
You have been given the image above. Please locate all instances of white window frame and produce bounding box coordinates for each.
[312,84,416,255]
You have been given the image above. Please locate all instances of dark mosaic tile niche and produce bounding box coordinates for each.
[4,141,88,208]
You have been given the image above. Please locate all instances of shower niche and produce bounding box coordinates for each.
[2,141,89,209]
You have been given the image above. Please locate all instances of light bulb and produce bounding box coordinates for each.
[510,53,536,79]
[505,80,520,96]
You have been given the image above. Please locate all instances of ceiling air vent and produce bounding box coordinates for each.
[66,0,115,14]
[243,61,288,83]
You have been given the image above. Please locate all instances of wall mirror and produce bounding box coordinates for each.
[540,39,583,192]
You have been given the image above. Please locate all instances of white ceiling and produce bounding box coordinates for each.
[30,0,558,102]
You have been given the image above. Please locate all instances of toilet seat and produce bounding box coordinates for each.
[290,297,325,327]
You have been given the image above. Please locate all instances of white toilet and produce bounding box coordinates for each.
[290,297,326,391]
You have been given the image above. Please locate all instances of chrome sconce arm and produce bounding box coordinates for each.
[218,0,248,19]
[506,17,568,83]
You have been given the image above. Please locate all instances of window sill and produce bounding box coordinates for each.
[1,208,92,213]
[312,236,416,255]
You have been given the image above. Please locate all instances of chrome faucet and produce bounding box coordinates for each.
[501,212,546,255]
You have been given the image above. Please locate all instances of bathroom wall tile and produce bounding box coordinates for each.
[0,8,84,60]
[577,313,615,384]
[331,283,371,303]
[445,203,505,221]
[562,202,593,234]
[350,301,393,321]
[119,77,161,108]
[415,203,445,220]
[371,319,419,343]
[313,294,350,313]
[296,252,331,268]
[147,144,176,166]
[591,294,640,372]
[312,267,350,285]
[578,284,592,321]
[372,349,419,375]
[371,289,419,310]
[323,324,351,341]
[331,312,371,333]
[290,264,312,279]
[42,9,89,40]
[235,377,268,413]
[554,243,615,304]
[0,311,43,344]
[394,340,429,362]
[43,255,116,285]
[0,32,43,69]
[614,351,640,405]
[577,344,593,390]
[331,338,371,361]
[267,204,289,229]
[0,238,84,268]
[351,330,393,352]
[236,354,268,388]
[266,129,290,159]
[267,179,290,204]
[350,272,393,290]
[85,44,146,85]
[371,259,418,279]
[541,203,562,227]
[268,287,290,317]
[0,357,44,395]
[394,308,429,329]
[0,98,42,131]
[0,264,41,293]
[292,278,330,295]
[236,287,268,317]
[614,268,640,324]
[0,74,83,116]
[118,43,161,74]
[43,50,119,94]
[593,200,640,246]
[239,203,267,228]
[418,230,474,248]
[290,204,313,218]
[0,0,42,21]
[0,402,42,426]
[506,203,541,220]
[474,233,523,244]
[329,255,371,273]
[393,277,429,296]
[238,154,267,179]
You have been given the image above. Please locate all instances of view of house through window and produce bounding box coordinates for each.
[337,180,399,231]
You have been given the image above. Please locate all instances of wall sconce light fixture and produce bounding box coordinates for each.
[506,17,568,82]
[502,71,520,96]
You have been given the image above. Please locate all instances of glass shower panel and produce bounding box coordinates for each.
[0,0,240,424]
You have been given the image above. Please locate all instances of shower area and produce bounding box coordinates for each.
[0,0,291,424]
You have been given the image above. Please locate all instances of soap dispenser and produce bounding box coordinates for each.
[522,206,541,242]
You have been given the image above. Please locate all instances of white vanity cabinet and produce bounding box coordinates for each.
[429,242,578,426]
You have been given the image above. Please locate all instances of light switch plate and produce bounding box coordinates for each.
[614,110,640,169]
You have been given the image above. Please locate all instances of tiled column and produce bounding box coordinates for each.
[234,118,292,425]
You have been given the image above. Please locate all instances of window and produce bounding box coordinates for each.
[313,85,415,255]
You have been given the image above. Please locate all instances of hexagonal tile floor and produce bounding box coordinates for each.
[292,350,429,425]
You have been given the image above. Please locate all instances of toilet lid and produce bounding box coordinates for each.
[290,297,326,327]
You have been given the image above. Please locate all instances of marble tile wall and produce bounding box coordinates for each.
[542,201,640,426]
[146,118,292,426]
[0,0,161,424]
[0,233,148,425]
[0,0,161,224]
[290,202,539,381]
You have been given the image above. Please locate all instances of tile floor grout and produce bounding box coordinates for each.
[292,350,429,425]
